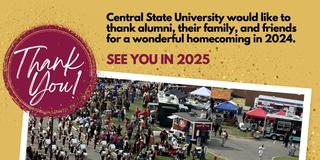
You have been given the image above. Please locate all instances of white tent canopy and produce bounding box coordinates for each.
[190,87,211,97]
[168,115,179,119]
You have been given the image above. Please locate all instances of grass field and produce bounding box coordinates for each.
[121,99,223,160]
[127,100,223,160]
[221,124,252,138]
[273,156,299,160]
[110,99,162,135]
[72,91,224,160]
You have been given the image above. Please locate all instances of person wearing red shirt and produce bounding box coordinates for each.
[135,108,141,118]
[145,107,150,115]
[113,134,119,144]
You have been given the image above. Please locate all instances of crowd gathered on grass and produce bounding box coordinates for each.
[26,79,217,160]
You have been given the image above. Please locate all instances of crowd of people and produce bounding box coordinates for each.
[26,79,209,160]
[25,77,297,160]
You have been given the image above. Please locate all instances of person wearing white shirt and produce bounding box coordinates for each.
[258,144,264,160]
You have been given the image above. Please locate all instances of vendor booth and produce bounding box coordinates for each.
[214,102,239,113]
[169,112,213,144]
[242,107,267,131]
[263,113,302,142]
[245,107,267,120]
[274,110,286,116]
[254,95,303,116]
[186,87,211,110]
[214,102,239,125]
[190,87,211,97]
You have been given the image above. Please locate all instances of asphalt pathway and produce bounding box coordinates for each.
[206,135,299,160]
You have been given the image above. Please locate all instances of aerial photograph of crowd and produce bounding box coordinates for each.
[25,77,304,160]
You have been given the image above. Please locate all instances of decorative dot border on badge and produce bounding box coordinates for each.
[3,25,97,118]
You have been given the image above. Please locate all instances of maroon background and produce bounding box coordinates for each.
[3,25,96,117]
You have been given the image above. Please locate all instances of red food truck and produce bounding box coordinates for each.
[169,112,213,144]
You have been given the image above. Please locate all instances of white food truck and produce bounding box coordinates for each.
[254,95,303,116]
[263,113,302,142]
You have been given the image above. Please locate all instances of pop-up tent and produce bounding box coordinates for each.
[275,111,286,116]
[214,102,239,113]
[245,107,267,119]
[190,87,211,97]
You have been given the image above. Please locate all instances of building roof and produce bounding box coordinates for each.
[211,88,232,100]
[173,112,211,123]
